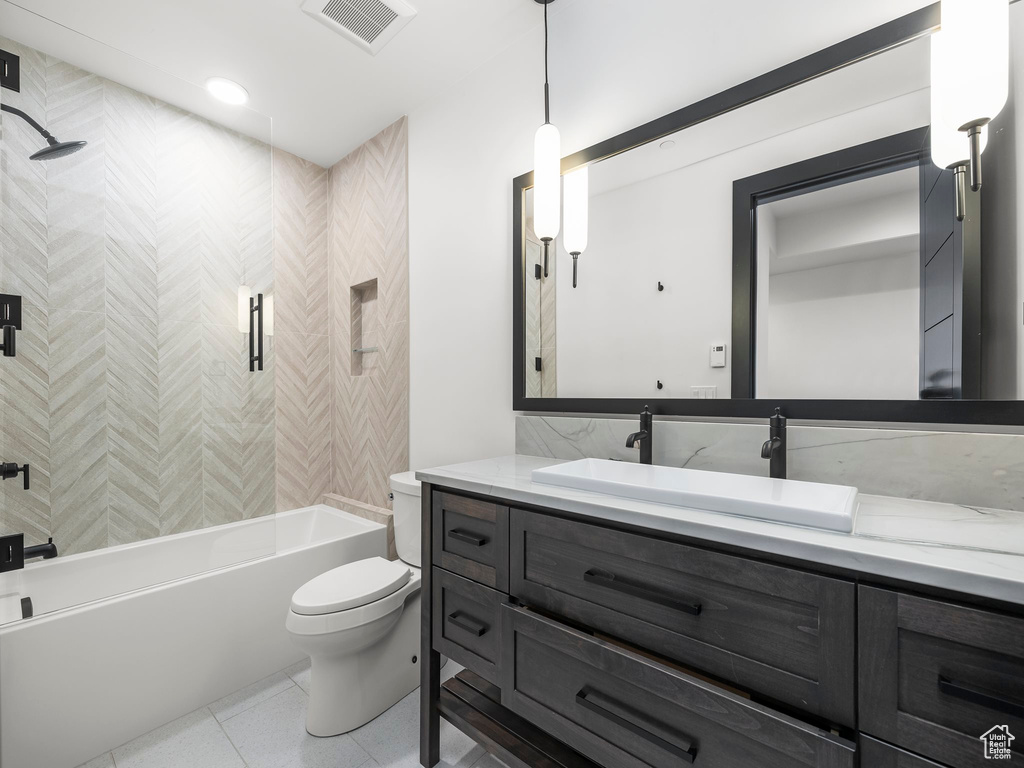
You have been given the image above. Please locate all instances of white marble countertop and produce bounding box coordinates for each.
[417,455,1024,606]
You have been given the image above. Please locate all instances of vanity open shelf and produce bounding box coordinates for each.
[419,470,1024,768]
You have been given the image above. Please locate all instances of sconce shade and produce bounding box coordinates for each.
[264,294,275,337]
[534,122,561,241]
[938,0,1008,130]
[563,166,589,256]
[930,32,989,169]
[237,286,252,333]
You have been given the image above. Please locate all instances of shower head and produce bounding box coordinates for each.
[29,140,87,161]
[1,103,87,161]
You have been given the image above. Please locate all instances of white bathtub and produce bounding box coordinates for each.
[0,505,387,768]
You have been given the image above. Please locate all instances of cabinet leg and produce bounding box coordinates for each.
[420,648,441,767]
[420,482,440,767]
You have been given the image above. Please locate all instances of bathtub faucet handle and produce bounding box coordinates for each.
[0,461,29,490]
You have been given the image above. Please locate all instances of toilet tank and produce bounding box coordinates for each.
[390,471,421,567]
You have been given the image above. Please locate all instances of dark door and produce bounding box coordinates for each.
[919,158,981,399]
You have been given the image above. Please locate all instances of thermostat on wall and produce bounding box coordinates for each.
[710,344,727,368]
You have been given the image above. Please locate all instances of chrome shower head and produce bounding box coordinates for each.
[29,140,87,161]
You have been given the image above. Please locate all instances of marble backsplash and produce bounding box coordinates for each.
[516,415,1024,512]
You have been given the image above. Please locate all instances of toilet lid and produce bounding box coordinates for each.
[291,557,411,616]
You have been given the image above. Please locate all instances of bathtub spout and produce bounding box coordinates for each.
[25,538,58,561]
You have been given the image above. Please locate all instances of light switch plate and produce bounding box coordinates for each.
[691,386,718,399]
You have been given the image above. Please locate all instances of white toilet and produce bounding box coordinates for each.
[286,472,425,737]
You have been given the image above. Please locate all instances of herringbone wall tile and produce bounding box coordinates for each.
[327,118,409,509]
[0,38,279,556]
[0,39,410,555]
[272,149,331,511]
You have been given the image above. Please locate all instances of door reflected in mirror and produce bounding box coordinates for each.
[755,169,923,401]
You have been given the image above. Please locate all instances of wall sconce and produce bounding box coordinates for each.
[532,0,560,278]
[562,166,589,288]
[930,0,1008,207]
[238,286,265,372]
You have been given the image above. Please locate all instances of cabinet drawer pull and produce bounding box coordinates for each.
[448,528,488,547]
[575,688,698,764]
[447,612,488,637]
[583,569,702,616]
[938,675,1024,718]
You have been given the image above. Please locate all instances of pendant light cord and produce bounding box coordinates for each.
[543,1,551,124]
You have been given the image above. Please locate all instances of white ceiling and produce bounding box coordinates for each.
[588,37,931,198]
[0,0,557,167]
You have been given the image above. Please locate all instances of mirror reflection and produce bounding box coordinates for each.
[520,11,1022,403]
[756,169,922,400]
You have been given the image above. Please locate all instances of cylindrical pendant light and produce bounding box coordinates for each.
[930,0,1008,193]
[533,0,560,277]
[563,166,588,288]
[931,32,990,221]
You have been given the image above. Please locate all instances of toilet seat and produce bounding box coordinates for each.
[286,566,421,637]
[291,557,411,616]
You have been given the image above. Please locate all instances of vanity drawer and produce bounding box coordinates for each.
[500,606,856,768]
[860,736,949,768]
[509,509,855,725]
[432,568,503,685]
[432,491,509,590]
[859,586,1024,768]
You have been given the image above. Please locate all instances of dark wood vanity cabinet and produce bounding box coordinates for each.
[509,509,856,726]
[421,485,1023,768]
[859,587,1024,768]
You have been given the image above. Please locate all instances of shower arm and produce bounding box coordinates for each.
[0,104,59,145]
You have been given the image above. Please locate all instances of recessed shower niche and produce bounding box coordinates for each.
[351,278,379,376]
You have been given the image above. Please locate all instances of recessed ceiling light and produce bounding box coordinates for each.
[659,140,676,150]
[206,77,249,106]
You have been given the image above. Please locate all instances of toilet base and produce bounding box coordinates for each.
[303,592,422,737]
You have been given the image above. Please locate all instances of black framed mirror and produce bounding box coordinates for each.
[512,2,1024,425]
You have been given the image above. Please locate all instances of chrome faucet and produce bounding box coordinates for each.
[761,407,787,479]
[626,406,654,465]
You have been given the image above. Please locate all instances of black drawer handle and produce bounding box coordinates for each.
[583,569,702,616]
[447,612,488,637]
[938,675,1024,718]
[448,528,488,547]
[575,689,697,764]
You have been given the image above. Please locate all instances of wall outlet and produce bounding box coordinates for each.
[691,386,718,399]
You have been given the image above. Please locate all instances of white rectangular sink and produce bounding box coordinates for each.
[531,459,858,532]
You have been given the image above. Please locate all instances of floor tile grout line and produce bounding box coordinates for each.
[219,678,305,726]
[212,676,297,725]
[210,705,251,768]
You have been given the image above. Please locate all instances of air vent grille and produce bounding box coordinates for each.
[302,0,417,55]
[321,0,398,45]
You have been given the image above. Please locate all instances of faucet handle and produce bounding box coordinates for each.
[1,462,30,490]
[1,533,25,573]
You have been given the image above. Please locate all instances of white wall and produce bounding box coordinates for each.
[553,92,925,400]
[759,252,921,399]
[407,0,933,469]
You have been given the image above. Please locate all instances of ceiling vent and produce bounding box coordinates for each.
[302,0,417,55]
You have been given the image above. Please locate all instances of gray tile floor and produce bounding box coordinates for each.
[78,661,508,768]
